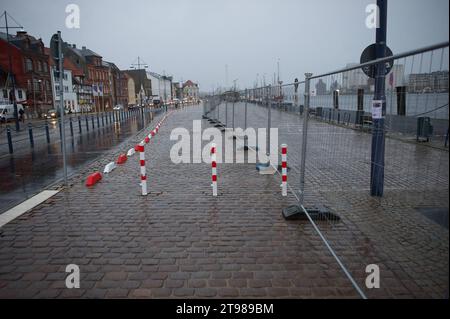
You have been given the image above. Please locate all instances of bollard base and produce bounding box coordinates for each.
[282,205,340,221]
[256,162,270,170]
[258,165,277,175]
[256,162,276,175]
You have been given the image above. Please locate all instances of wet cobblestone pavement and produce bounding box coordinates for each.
[0,104,448,298]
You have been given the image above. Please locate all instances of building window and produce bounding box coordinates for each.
[37,61,42,72]
[33,80,40,91]
[43,62,48,72]
[64,86,69,93]
[64,73,68,80]
[18,90,23,99]
[25,58,33,71]
[2,89,7,99]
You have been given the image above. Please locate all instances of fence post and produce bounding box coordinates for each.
[232,100,235,132]
[97,113,100,127]
[85,116,89,131]
[244,90,248,149]
[91,116,95,129]
[266,85,271,159]
[58,120,62,140]
[244,89,248,130]
[216,98,220,122]
[299,73,313,206]
[6,126,13,154]
[69,118,74,137]
[45,120,50,143]
[28,123,34,148]
[101,113,105,126]
[78,116,82,134]
[225,99,228,128]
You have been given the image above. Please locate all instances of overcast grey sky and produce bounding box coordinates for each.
[1,0,449,91]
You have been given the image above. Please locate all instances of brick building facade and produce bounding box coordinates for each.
[0,31,53,116]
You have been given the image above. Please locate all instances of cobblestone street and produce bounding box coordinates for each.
[0,104,448,299]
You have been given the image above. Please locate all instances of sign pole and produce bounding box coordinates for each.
[370,0,387,197]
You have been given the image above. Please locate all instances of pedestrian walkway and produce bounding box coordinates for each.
[0,104,447,299]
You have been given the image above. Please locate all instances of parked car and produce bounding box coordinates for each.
[44,109,59,119]
[152,96,161,106]
[113,105,124,110]
[0,104,25,122]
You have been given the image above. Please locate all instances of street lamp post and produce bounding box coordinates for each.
[1,11,24,131]
[32,74,42,119]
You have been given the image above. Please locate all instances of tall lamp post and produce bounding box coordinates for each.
[1,11,24,131]
[32,74,42,119]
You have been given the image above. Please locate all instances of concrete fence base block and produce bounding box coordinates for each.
[256,162,270,170]
[282,205,340,222]
[258,165,277,175]
[103,162,117,174]
[127,148,136,157]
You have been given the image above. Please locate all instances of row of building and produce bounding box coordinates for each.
[0,30,200,117]
[314,63,449,95]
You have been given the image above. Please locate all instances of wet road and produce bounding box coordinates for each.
[0,108,164,214]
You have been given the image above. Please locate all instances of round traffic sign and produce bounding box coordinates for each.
[360,44,393,78]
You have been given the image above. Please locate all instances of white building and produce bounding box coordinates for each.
[342,63,368,92]
[183,80,199,100]
[50,67,79,113]
[1,87,27,105]
[147,71,172,102]
[386,64,405,91]
[342,63,405,93]
[127,76,136,106]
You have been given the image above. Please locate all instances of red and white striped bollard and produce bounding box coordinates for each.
[138,143,147,196]
[281,144,287,197]
[211,143,217,196]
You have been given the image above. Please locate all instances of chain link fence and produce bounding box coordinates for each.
[202,42,449,298]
